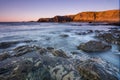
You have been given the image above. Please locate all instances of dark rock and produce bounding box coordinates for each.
[77,59,119,80]
[95,30,100,33]
[14,45,33,57]
[87,30,93,33]
[47,47,54,51]
[77,41,111,52]
[51,49,69,58]
[13,60,33,74]
[96,31,120,45]
[76,30,93,35]
[0,67,10,74]
[0,41,18,49]
[0,52,10,61]
[76,32,87,35]
[60,34,69,38]
[37,48,47,55]
[0,60,33,80]
[71,52,80,55]
[0,40,34,49]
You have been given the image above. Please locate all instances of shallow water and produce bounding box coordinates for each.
[0,22,119,68]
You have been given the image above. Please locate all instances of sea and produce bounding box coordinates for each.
[0,22,119,68]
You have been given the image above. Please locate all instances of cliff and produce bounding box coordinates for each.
[37,10,120,23]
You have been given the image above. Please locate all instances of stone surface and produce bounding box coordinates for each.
[77,41,111,52]
[0,40,34,49]
[60,34,69,38]
[76,58,119,80]
[0,52,10,61]
[96,29,120,45]
[0,45,119,80]
[51,49,69,58]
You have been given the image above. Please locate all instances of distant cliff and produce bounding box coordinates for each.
[37,10,120,23]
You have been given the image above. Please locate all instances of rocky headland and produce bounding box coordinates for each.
[37,10,120,25]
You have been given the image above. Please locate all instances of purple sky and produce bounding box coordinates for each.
[0,0,119,22]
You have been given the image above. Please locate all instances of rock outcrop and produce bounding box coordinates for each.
[77,41,111,52]
[38,16,73,22]
[37,10,120,23]
[95,29,120,45]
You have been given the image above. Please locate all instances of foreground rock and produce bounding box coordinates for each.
[0,52,10,61]
[96,29,120,45]
[78,40,111,52]
[0,45,119,80]
[77,58,119,80]
[0,40,34,49]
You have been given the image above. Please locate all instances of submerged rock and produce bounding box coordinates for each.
[75,30,93,35]
[76,58,119,80]
[13,45,34,57]
[0,41,17,49]
[96,30,120,45]
[51,49,69,58]
[0,52,10,61]
[60,34,69,38]
[77,40,111,52]
[0,40,34,49]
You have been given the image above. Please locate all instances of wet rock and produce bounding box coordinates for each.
[77,40,111,52]
[71,52,80,55]
[13,60,33,74]
[47,47,54,51]
[0,40,35,49]
[95,30,105,33]
[13,45,34,57]
[51,49,69,58]
[60,34,69,38]
[0,59,33,80]
[0,52,10,61]
[0,67,10,75]
[0,41,18,49]
[27,65,53,80]
[41,56,81,80]
[37,48,47,55]
[96,30,120,45]
[87,30,93,33]
[76,32,87,35]
[77,59,119,80]
[97,33,115,43]
[76,30,93,35]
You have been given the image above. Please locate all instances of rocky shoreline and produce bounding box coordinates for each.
[37,10,120,26]
[0,27,120,80]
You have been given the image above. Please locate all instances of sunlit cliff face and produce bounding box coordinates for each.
[37,10,120,23]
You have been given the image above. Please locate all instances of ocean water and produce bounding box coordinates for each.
[0,22,119,68]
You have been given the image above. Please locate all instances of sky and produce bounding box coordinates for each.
[0,0,119,22]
